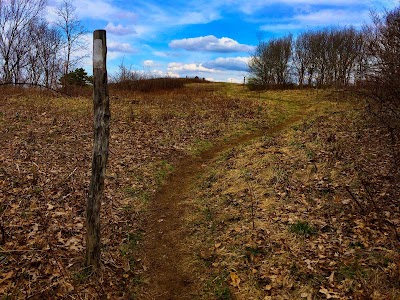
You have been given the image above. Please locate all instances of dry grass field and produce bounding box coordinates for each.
[188,96,400,300]
[0,84,399,299]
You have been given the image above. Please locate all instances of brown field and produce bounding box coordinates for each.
[0,84,399,299]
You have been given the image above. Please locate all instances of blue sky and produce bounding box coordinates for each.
[46,0,399,82]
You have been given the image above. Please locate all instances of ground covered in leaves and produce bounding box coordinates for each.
[187,92,400,299]
[1,85,399,299]
[0,83,284,299]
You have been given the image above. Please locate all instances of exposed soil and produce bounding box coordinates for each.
[139,111,310,299]
[0,85,275,299]
[184,98,400,299]
[6,87,384,299]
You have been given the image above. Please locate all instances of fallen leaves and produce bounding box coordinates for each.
[230,272,240,287]
[319,287,341,299]
[0,271,13,285]
[0,85,275,298]
[188,93,400,300]
[300,292,312,300]
[2,88,399,299]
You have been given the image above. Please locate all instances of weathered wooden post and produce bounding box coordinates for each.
[85,30,110,270]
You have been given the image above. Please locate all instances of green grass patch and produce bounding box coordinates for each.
[123,186,149,202]
[197,139,213,152]
[207,271,233,300]
[289,221,317,236]
[337,261,366,281]
[192,139,213,155]
[155,160,174,185]
[120,231,143,257]
[203,206,214,222]
[124,186,138,197]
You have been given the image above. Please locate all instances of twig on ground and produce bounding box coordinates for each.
[345,186,364,212]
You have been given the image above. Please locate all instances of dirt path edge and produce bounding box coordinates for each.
[138,111,309,299]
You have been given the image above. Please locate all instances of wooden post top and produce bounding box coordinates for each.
[93,30,106,70]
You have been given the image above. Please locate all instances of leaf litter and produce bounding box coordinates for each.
[0,84,279,299]
[186,92,400,299]
[2,86,398,299]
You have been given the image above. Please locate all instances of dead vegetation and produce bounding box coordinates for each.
[0,83,279,299]
[188,91,400,300]
[1,85,399,299]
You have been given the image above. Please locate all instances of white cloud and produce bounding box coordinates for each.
[132,25,153,37]
[261,8,371,32]
[143,60,161,67]
[165,61,248,82]
[169,35,255,53]
[143,60,154,67]
[132,69,180,78]
[153,51,170,57]
[108,41,137,54]
[293,9,370,26]
[203,57,250,72]
[47,0,137,23]
[148,70,165,77]
[168,62,218,73]
[73,0,136,21]
[167,71,180,78]
[175,11,221,25]
[105,23,136,36]
[260,23,307,32]
[44,5,59,23]
[133,1,221,25]
[227,77,243,83]
[231,0,393,15]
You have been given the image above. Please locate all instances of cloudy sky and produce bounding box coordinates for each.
[47,0,398,82]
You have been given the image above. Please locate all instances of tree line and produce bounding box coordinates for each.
[248,6,400,90]
[249,5,400,160]
[0,0,85,89]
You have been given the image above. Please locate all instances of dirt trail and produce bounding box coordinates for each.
[139,111,308,299]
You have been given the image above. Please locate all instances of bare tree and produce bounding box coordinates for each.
[28,19,63,87]
[293,32,310,87]
[248,35,293,87]
[274,35,293,85]
[364,7,400,133]
[55,0,86,76]
[292,31,323,87]
[248,41,271,86]
[0,0,46,83]
[354,28,369,86]
[334,27,364,87]
[113,58,142,83]
[293,28,364,88]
